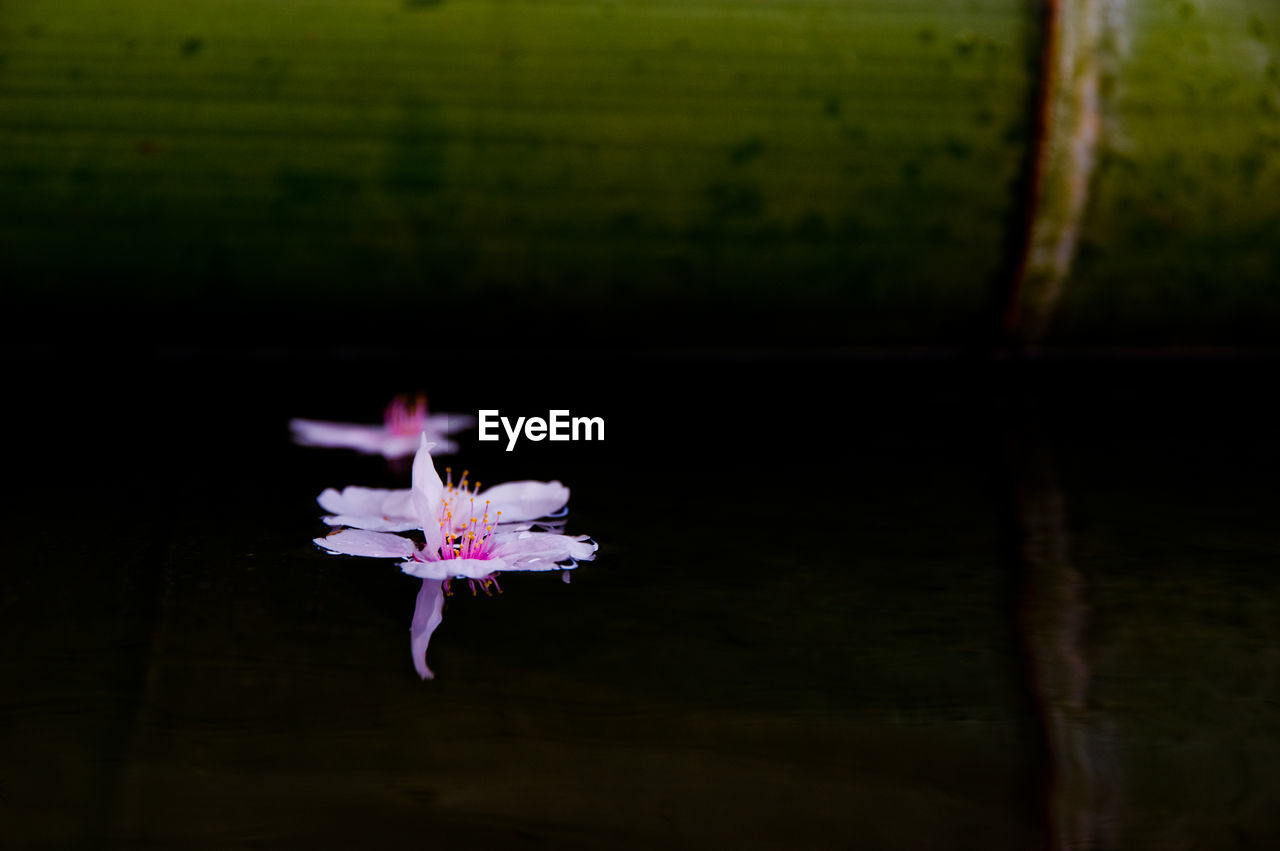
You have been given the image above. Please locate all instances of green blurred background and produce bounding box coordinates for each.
[1,0,1277,346]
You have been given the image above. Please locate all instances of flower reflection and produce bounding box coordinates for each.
[315,436,596,678]
[1009,427,1118,851]
[290,393,475,458]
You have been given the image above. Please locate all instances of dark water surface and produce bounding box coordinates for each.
[4,350,1278,849]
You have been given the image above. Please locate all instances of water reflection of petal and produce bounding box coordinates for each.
[410,580,446,680]
[1011,431,1117,851]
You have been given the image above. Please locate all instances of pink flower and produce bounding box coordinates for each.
[315,436,596,679]
[290,393,475,458]
[315,465,570,533]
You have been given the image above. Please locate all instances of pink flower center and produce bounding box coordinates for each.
[384,393,429,437]
[438,499,498,561]
[408,467,506,595]
[417,466,504,563]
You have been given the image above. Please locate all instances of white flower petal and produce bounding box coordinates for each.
[426,412,477,435]
[290,419,388,454]
[318,487,416,531]
[411,435,445,553]
[317,486,400,516]
[378,433,422,459]
[314,529,418,560]
[400,556,509,581]
[316,467,570,535]
[424,436,460,456]
[322,514,421,533]
[493,532,597,571]
[478,480,571,523]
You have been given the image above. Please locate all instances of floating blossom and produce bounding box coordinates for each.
[290,393,475,458]
[315,436,596,679]
[316,465,570,533]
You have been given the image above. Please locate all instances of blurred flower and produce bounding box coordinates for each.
[315,436,596,678]
[290,393,474,458]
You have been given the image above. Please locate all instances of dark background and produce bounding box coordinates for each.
[5,348,1279,847]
